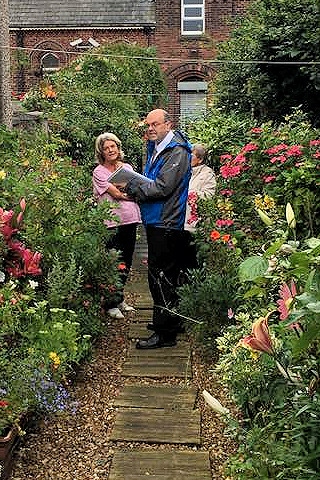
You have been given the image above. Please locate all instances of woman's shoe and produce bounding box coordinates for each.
[107,307,125,319]
[119,301,135,312]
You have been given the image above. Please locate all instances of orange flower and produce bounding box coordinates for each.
[239,314,274,355]
[221,234,231,243]
[118,262,127,271]
[210,230,221,241]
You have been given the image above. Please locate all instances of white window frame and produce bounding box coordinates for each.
[41,53,60,73]
[181,0,205,36]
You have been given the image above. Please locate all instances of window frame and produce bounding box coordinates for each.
[181,0,205,36]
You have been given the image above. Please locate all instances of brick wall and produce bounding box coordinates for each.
[10,0,249,124]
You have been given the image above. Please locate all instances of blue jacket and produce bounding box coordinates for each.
[126,130,192,230]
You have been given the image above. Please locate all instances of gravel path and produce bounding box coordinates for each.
[11,310,237,480]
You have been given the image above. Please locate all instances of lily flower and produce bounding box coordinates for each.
[277,280,297,320]
[285,203,296,229]
[239,313,274,355]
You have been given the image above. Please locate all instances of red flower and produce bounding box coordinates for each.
[221,234,231,243]
[0,400,9,407]
[210,230,221,241]
[250,127,263,134]
[118,262,127,271]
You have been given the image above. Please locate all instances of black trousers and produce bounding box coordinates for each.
[146,226,184,341]
[106,223,138,308]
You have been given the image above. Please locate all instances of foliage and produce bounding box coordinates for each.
[214,0,320,126]
[22,43,167,166]
[215,224,320,478]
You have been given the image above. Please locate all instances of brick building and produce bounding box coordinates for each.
[9,0,248,125]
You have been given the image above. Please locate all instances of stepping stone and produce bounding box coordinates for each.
[109,407,200,444]
[108,450,211,479]
[122,342,192,378]
[114,384,197,410]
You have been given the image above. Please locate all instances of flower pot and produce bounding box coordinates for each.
[0,427,20,480]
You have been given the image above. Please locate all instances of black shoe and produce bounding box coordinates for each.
[136,333,177,349]
[147,323,185,334]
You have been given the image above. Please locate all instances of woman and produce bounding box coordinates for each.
[183,143,216,270]
[92,132,141,319]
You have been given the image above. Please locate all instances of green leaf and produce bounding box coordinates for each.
[306,302,320,313]
[243,286,267,298]
[238,256,269,282]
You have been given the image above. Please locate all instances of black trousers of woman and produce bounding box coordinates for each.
[106,223,138,308]
[146,226,184,342]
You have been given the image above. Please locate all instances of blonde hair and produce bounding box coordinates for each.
[95,132,124,164]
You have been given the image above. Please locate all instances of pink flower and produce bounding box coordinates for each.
[277,280,297,320]
[227,308,234,319]
[216,219,234,228]
[239,315,274,355]
[313,151,320,158]
[263,175,277,183]
[220,164,241,178]
[285,145,304,157]
[219,189,234,197]
[241,142,259,154]
[264,143,288,155]
[250,127,263,134]
[270,155,287,164]
[309,140,320,147]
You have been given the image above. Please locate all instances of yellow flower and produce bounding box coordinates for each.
[49,351,61,368]
[0,170,7,180]
[263,195,275,209]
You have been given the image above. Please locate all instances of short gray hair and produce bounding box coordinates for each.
[192,143,207,163]
[95,132,124,164]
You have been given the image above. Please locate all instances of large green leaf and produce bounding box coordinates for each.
[238,255,269,282]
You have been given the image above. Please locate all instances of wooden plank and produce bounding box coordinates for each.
[114,385,197,410]
[128,342,189,358]
[109,408,200,444]
[109,451,211,480]
[122,343,192,378]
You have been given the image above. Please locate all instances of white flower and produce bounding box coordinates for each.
[0,271,5,283]
[28,280,39,289]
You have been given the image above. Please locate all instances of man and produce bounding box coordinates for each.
[125,108,192,349]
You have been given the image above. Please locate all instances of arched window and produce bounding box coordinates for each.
[41,53,60,72]
[177,77,207,126]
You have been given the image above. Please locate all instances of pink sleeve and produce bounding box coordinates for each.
[93,167,111,197]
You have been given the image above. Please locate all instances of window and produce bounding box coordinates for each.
[41,53,60,73]
[178,80,207,126]
[181,0,205,35]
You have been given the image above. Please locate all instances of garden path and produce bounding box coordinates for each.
[108,226,211,479]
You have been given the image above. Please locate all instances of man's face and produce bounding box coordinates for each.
[145,111,171,143]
